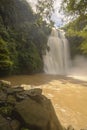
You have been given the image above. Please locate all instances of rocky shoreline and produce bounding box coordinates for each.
[0,80,65,130]
[0,80,85,130]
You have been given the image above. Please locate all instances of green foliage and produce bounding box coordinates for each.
[80,39,87,55]
[36,0,54,24]
[7,41,20,74]
[18,42,43,73]
[66,32,84,58]
[0,38,13,75]
[61,0,87,16]
[0,0,34,27]
[63,17,87,58]
[0,26,10,41]
[0,0,51,76]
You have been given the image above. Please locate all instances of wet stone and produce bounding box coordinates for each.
[13,87,24,93]
[28,88,42,96]
[0,91,7,101]
[0,80,11,88]
[11,120,20,130]
[15,93,27,101]
[7,87,24,95]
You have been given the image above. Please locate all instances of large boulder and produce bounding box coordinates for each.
[15,88,64,130]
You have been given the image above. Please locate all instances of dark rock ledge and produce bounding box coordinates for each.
[0,80,85,130]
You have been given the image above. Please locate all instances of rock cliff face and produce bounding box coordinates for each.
[0,80,64,130]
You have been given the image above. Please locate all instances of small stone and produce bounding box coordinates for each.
[7,87,23,95]
[13,87,24,93]
[67,125,74,130]
[15,93,26,101]
[11,120,20,130]
[28,88,42,96]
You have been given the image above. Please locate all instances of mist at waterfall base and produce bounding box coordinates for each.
[43,28,87,81]
[69,56,87,81]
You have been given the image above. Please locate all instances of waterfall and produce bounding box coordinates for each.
[43,28,71,75]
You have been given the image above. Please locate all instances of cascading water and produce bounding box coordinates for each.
[43,28,71,75]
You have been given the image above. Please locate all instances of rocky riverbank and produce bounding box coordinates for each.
[0,80,66,130]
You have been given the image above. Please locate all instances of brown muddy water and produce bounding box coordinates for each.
[0,74,87,129]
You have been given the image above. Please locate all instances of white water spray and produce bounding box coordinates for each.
[43,28,71,75]
[43,28,87,81]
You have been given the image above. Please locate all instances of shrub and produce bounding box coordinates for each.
[0,38,13,76]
